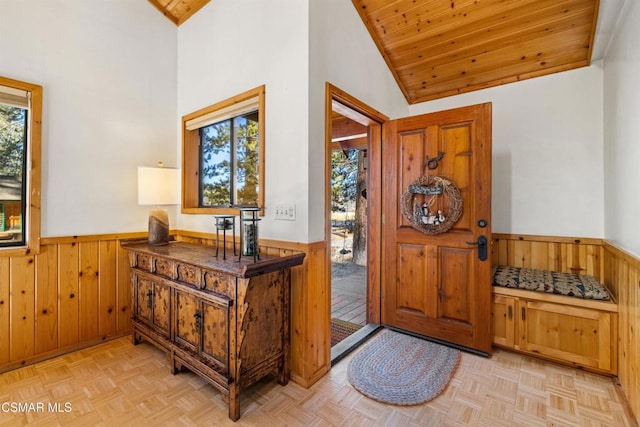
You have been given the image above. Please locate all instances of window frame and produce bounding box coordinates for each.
[0,76,42,256]
[182,85,265,215]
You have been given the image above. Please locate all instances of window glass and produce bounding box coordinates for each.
[201,120,232,206]
[199,111,259,208]
[0,103,27,247]
[235,111,259,206]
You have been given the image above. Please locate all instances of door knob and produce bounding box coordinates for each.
[466,235,488,261]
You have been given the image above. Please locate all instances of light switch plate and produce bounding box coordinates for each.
[274,203,295,220]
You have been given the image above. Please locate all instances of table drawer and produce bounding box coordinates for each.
[154,257,176,280]
[176,262,202,288]
[135,253,152,272]
[203,270,232,296]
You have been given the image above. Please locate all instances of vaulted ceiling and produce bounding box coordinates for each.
[352,0,599,104]
[148,0,604,104]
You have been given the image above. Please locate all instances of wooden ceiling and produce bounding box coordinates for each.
[352,0,600,104]
[147,0,210,26]
[148,0,600,104]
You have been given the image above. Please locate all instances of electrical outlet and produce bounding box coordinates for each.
[274,203,295,220]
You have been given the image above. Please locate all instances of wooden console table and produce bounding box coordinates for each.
[122,241,305,421]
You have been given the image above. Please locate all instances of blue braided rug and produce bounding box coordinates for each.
[347,329,460,405]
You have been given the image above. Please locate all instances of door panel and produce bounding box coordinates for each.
[135,275,152,325]
[491,295,516,347]
[175,290,199,352]
[153,281,171,336]
[382,103,492,354]
[398,131,425,229]
[133,275,170,337]
[439,247,471,323]
[396,244,429,317]
[201,300,229,373]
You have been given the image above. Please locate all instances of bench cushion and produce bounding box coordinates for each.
[492,265,610,300]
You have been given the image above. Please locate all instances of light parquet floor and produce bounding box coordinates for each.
[0,335,636,427]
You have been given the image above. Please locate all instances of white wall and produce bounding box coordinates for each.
[177,0,311,242]
[307,0,606,240]
[307,0,409,241]
[308,0,408,121]
[0,0,617,245]
[603,0,640,257]
[409,65,605,238]
[0,0,178,237]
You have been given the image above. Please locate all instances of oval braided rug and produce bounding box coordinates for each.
[347,329,461,405]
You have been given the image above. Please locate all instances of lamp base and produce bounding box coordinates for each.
[148,209,170,246]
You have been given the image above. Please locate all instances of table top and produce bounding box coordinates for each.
[121,240,305,278]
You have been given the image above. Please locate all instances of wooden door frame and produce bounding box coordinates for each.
[324,83,388,325]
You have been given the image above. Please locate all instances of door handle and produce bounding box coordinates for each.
[466,235,488,261]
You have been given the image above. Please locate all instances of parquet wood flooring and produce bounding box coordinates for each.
[0,335,636,426]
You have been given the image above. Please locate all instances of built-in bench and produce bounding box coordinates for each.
[492,265,611,300]
[491,264,618,375]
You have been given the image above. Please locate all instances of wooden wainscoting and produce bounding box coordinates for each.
[0,230,331,388]
[174,230,330,388]
[491,233,605,282]
[604,241,640,423]
[0,233,143,373]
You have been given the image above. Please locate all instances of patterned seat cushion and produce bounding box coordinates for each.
[492,265,610,300]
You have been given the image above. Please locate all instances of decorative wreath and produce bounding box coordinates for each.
[400,175,463,235]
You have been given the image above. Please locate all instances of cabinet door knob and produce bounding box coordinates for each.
[507,305,513,320]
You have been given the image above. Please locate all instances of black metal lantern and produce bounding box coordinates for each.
[239,207,261,262]
[213,215,236,260]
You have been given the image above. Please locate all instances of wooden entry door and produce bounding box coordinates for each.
[382,103,492,354]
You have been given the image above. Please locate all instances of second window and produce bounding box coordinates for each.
[200,111,259,207]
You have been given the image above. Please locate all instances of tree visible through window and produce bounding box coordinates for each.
[200,111,259,207]
[0,103,27,247]
[182,85,264,214]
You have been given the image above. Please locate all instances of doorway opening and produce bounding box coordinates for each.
[326,85,387,364]
[330,135,367,347]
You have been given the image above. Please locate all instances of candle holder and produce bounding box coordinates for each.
[239,207,261,262]
[213,215,236,260]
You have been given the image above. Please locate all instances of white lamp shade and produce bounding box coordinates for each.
[138,166,180,206]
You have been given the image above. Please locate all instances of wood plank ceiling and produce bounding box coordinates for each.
[147,0,210,26]
[148,0,600,104]
[352,0,600,104]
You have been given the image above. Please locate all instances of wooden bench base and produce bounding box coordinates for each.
[492,286,618,375]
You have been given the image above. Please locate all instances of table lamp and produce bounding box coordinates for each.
[138,162,179,245]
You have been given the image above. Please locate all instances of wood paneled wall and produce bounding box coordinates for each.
[603,241,640,423]
[491,234,605,283]
[0,234,141,373]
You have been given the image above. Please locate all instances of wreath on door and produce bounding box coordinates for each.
[400,175,463,235]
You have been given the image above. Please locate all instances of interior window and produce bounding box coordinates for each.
[182,85,264,214]
[0,77,41,253]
